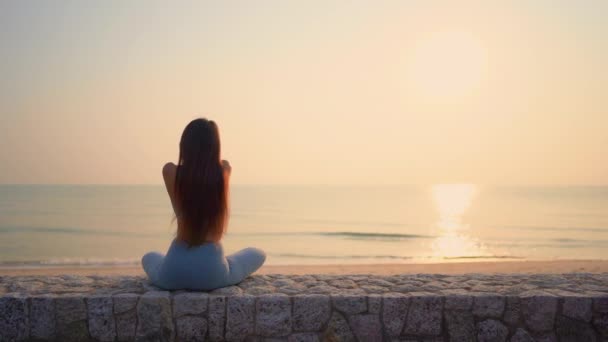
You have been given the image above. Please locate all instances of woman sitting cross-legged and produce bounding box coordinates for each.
[142,118,266,290]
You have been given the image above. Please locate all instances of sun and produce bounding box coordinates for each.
[408,31,487,99]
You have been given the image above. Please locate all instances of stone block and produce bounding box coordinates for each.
[562,296,592,322]
[114,293,138,342]
[534,332,558,342]
[403,295,443,336]
[55,294,88,342]
[135,291,174,342]
[592,313,607,338]
[173,292,209,317]
[477,319,508,342]
[555,315,596,342]
[87,295,116,342]
[503,296,521,326]
[331,294,367,314]
[509,328,534,342]
[293,294,330,332]
[324,312,355,342]
[368,294,382,314]
[208,295,226,341]
[444,293,473,311]
[0,295,29,341]
[382,293,409,337]
[226,295,255,341]
[521,293,558,333]
[593,294,608,313]
[349,314,382,342]
[473,293,505,318]
[30,295,55,340]
[445,310,474,342]
[256,294,292,337]
[176,316,208,341]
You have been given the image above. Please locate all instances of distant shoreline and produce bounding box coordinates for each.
[2,259,607,276]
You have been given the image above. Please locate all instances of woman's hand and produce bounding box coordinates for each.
[221,160,232,174]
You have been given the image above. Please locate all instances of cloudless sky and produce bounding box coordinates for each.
[1,0,607,185]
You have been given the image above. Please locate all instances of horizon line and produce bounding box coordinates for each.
[1,183,608,188]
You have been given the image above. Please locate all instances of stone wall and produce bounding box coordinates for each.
[1,273,607,341]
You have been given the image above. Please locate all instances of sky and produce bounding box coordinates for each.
[1,0,607,185]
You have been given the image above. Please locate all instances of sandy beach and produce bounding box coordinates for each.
[1,259,606,276]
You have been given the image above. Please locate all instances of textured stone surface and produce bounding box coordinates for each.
[135,291,174,342]
[562,296,592,322]
[55,294,88,342]
[0,295,29,341]
[293,294,331,332]
[503,296,521,326]
[473,293,505,318]
[332,294,367,314]
[510,328,534,342]
[593,313,608,338]
[87,295,116,342]
[403,295,443,335]
[445,309,475,342]
[288,332,320,342]
[324,311,355,342]
[594,294,608,313]
[30,295,55,340]
[382,293,409,337]
[349,314,382,342]
[0,273,607,341]
[176,316,207,341]
[444,290,473,310]
[521,292,558,333]
[113,293,138,342]
[368,294,382,314]
[173,292,208,317]
[555,315,596,342]
[208,295,226,341]
[477,319,509,342]
[256,294,292,337]
[2,273,607,297]
[226,295,255,341]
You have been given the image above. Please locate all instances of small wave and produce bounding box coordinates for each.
[0,258,140,268]
[236,231,432,240]
[294,218,415,229]
[443,255,525,260]
[318,231,432,240]
[0,226,160,238]
[494,225,608,233]
[273,253,413,260]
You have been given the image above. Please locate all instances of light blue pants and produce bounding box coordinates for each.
[142,239,266,291]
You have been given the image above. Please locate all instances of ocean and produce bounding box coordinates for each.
[0,184,606,267]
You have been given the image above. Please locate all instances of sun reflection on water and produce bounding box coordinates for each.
[430,184,486,259]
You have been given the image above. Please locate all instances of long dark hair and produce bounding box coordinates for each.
[174,118,228,246]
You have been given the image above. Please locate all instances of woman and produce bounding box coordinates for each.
[142,118,266,290]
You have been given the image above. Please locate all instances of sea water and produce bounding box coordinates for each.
[0,184,606,267]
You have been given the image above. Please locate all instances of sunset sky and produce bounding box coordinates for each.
[1,0,607,185]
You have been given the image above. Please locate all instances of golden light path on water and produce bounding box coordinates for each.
[430,184,486,260]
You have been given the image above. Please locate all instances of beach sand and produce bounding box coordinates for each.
[1,259,607,276]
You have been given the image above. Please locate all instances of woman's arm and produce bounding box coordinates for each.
[162,162,180,217]
[221,159,232,178]
[221,160,231,237]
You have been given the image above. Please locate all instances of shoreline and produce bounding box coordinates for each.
[1,259,607,276]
